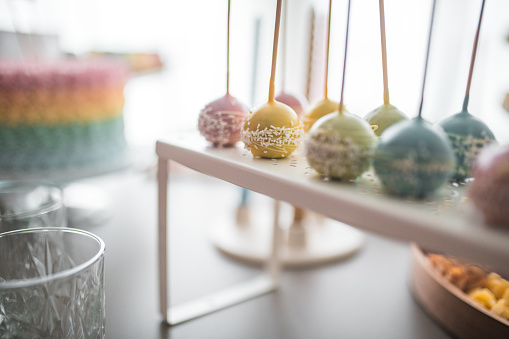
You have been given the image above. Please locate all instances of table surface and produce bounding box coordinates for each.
[79,162,453,339]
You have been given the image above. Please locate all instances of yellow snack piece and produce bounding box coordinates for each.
[468,288,496,309]
[491,299,509,319]
[502,288,509,304]
[485,273,509,299]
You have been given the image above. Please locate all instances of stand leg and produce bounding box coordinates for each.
[157,158,169,318]
[156,160,281,325]
[268,200,283,283]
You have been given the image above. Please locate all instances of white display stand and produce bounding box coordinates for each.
[156,132,509,325]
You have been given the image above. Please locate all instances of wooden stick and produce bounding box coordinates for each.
[339,0,352,113]
[280,0,288,91]
[324,0,332,99]
[463,0,486,112]
[417,0,437,119]
[268,0,283,102]
[250,18,261,106]
[305,8,316,101]
[379,0,390,105]
[226,0,231,94]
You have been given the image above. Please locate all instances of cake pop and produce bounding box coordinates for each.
[274,0,309,118]
[364,103,408,136]
[364,0,408,136]
[373,0,455,199]
[468,144,509,227]
[198,0,249,147]
[305,0,378,181]
[306,107,377,180]
[275,90,308,118]
[241,0,302,159]
[436,0,496,182]
[374,117,454,198]
[303,97,339,132]
[198,93,250,146]
[302,0,339,132]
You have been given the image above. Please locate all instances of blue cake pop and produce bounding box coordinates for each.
[373,0,455,199]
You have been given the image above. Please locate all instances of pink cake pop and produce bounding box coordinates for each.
[197,0,249,147]
[275,90,308,117]
[468,144,509,227]
[198,93,249,146]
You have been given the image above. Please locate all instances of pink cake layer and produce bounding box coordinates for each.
[0,59,129,90]
[0,59,128,125]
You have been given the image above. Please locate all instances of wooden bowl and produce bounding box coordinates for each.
[410,243,509,338]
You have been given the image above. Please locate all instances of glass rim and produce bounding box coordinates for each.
[0,227,105,290]
[0,180,64,220]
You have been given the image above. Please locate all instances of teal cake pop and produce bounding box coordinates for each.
[373,0,455,199]
[436,0,496,182]
[373,117,454,198]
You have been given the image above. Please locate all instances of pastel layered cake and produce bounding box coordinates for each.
[0,59,129,173]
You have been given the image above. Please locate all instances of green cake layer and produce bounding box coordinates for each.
[0,115,127,172]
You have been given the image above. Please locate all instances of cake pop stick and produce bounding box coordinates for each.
[275,0,309,117]
[324,0,332,100]
[463,0,485,111]
[364,0,408,136]
[226,0,231,94]
[250,18,261,106]
[236,17,262,226]
[417,0,437,120]
[302,0,338,132]
[280,0,288,92]
[268,0,283,103]
[338,0,351,114]
[306,9,315,101]
[379,0,389,105]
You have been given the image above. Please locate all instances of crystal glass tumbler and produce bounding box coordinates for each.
[0,181,66,234]
[0,227,105,338]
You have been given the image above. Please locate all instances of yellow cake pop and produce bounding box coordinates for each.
[242,100,301,158]
[241,0,302,159]
[302,97,338,132]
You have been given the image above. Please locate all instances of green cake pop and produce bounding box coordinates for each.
[305,0,377,181]
[364,0,408,136]
[373,0,455,199]
[436,0,496,182]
